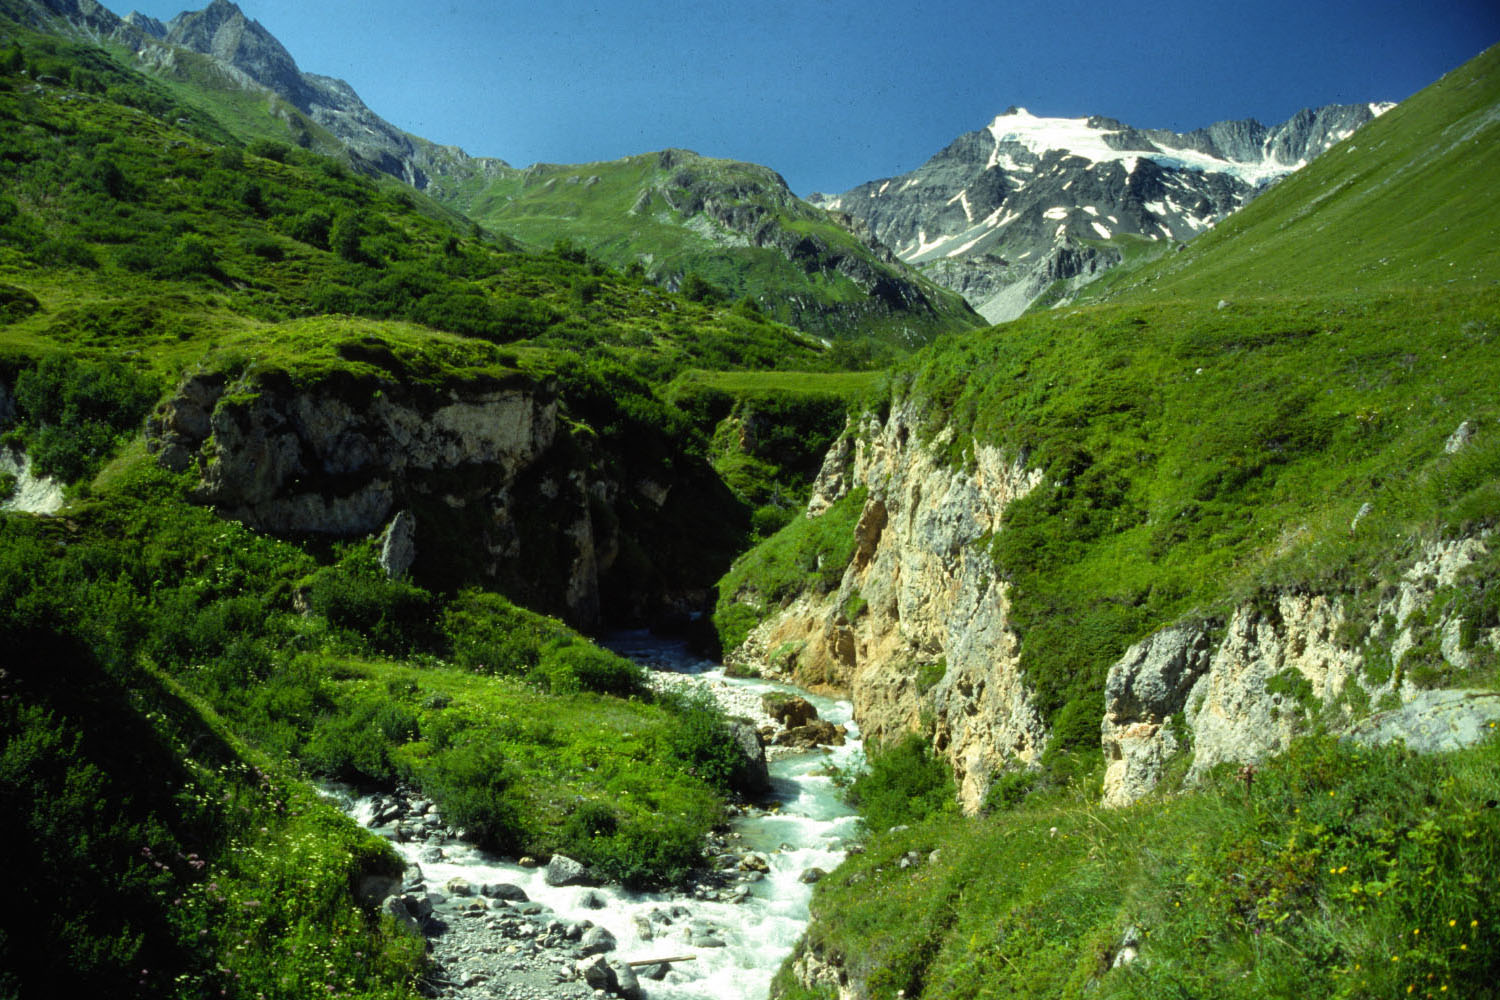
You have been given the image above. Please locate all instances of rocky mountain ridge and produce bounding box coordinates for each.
[447,148,983,345]
[812,103,1391,321]
[15,0,492,186]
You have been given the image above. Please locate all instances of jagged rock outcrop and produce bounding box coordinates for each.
[728,401,1045,812]
[1101,534,1498,807]
[734,397,1496,817]
[812,103,1390,320]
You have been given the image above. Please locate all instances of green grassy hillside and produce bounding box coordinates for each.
[0,24,816,997]
[430,149,984,351]
[724,44,1500,1000]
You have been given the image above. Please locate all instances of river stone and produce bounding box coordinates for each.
[610,960,644,1000]
[762,693,819,727]
[579,889,607,909]
[799,867,827,884]
[575,954,617,991]
[739,853,770,873]
[730,721,772,792]
[638,961,671,981]
[578,925,616,955]
[544,854,599,887]
[1344,689,1500,753]
[445,877,474,896]
[774,720,846,748]
[481,882,529,901]
[380,895,425,937]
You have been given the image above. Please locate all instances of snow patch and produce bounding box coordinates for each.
[1043,206,1069,220]
[1090,221,1112,240]
[984,106,1305,186]
[946,189,975,223]
[948,234,988,257]
[1082,205,1099,216]
[911,229,957,259]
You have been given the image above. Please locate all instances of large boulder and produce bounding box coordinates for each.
[575,954,617,992]
[773,719,847,749]
[762,692,819,727]
[1345,690,1500,753]
[578,924,617,956]
[543,854,599,888]
[729,721,772,792]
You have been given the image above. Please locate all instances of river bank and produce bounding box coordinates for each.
[334,632,862,1000]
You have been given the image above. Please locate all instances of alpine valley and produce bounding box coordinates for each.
[1,2,1498,1000]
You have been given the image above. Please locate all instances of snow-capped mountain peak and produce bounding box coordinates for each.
[814,102,1389,322]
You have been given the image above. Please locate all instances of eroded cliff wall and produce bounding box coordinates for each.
[727,403,1499,816]
[727,400,1046,812]
[147,362,743,628]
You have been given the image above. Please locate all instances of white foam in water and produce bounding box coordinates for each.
[343,632,863,1000]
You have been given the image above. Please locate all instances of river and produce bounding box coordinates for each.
[338,630,863,1000]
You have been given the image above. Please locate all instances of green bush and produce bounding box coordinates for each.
[421,742,522,851]
[12,355,157,482]
[307,548,435,655]
[848,732,956,832]
[661,688,747,793]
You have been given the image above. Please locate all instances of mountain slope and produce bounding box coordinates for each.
[8,0,983,348]
[722,40,1500,834]
[5,0,477,185]
[812,102,1389,321]
[438,148,985,348]
[734,41,1500,1000]
[1080,45,1500,303]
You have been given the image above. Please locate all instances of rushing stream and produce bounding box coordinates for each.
[337,631,863,1000]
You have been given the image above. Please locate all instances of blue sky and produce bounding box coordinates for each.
[121,0,1498,196]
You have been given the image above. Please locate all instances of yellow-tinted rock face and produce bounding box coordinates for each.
[732,400,1046,813]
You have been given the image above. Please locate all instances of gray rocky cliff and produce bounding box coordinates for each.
[146,364,732,628]
[1102,534,1500,807]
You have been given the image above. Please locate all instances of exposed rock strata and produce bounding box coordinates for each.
[728,401,1045,812]
[1102,534,1497,807]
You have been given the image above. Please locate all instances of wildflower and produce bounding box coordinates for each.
[1449,919,1456,927]
[1472,920,1479,928]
